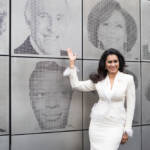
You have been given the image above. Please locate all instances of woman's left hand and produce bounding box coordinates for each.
[121,132,128,144]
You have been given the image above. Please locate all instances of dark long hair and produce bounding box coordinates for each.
[89,48,126,83]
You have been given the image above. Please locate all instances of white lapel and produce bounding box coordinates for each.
[104,71,121,102]
[102,75,112,102]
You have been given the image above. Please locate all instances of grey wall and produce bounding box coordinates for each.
[0,0,150,150]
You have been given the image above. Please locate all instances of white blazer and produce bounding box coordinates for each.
[64,67,136,137]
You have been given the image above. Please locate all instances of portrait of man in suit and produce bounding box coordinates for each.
[29,61,73,130]
[14,0,69,56]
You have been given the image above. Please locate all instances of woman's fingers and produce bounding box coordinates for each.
[67,48,76,61]
[121,138,127,144]
[121,139,127,144]
[123,136,128,141]
[67,48,72,57]
[67,48,73,57]
[123,133,128,139]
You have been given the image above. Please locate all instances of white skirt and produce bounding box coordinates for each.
[89,116,124,150]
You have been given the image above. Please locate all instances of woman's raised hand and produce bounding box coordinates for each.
[67,48,77,61]
[67,48,77,68]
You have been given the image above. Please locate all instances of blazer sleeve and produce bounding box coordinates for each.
[124,76,136,137]
[63,67,96,92]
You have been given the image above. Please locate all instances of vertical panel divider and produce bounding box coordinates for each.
[81,0,84,150]
[139,0,142,150]
[9,0,12,149]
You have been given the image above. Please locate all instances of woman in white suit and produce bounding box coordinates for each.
[64,48,135,150]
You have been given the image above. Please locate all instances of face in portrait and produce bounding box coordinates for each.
[87,0,137,56]
[14,0,69,55]
[29,61,72,130]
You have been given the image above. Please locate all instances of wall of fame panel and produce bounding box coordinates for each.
[12,131,82,150]
[0,136,9,150]
[12,57,82,134]
[12,0,82,58]
[0,0,9,55]
[83,60,99,129]
[141,0,150,60]
[142,62,150,124]
[83,0,140,61]
[125,62,141,125]
[142,125,150,150]
[0,57,9,135]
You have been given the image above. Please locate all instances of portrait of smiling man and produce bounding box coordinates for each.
[29,61,73,130]
[14,0,70,56]
[12,59,82,134]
